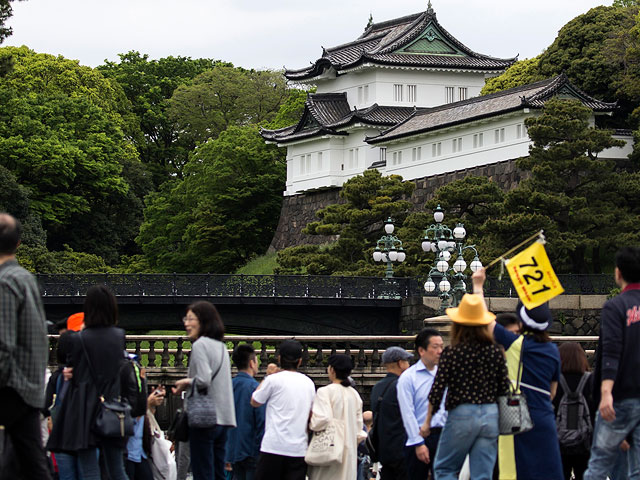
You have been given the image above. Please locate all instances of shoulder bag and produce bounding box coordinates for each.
[186,342,226,429]
[497,339,534,435]
[305,388,346,466]
[79,333,134,439]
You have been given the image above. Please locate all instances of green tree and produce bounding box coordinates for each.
[0,46,151,262]
[481,57,544,95]
[487,99,627,273]
[276,170,415,276]
[137,126,285,273]
[167,66,288,145]
[98,52,220,183]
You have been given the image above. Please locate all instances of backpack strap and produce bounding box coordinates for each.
[558,373,571,395]
[575,372,591,395]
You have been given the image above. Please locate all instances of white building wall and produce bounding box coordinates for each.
[315,68,490,109]
[284,127,386,195]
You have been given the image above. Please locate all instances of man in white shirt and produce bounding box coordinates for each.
[251,339,316,480]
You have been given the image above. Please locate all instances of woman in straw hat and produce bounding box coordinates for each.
[420,293,510,480]
[472,268,563,480]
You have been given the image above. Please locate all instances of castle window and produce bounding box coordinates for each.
[407,85,417,103]
[348,148,359,169]
[412,147,422,161]
[452,137,463,153]
[392,151,403,165]
[394,84,403,102]
[445,87,455,104]
[317,151,323,170]
[459,87,468,101]
[364,85,369,103]
[358,86,363,104]
[432,142,442,157]
[473,133,484,148]
[379,147,387,163]
[306,154,312,173]
[494,128,505,143]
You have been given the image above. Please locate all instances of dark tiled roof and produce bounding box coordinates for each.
[366,74,617,144]
[260,93,418,143]
[285,8,516,81]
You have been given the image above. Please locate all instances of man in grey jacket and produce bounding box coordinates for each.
[0,213,52,479]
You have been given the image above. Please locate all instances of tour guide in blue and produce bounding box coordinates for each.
[585,247,640,479]
[397,328,447,479]
[226,344,265,480]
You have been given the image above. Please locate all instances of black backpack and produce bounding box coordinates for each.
[556,372,593,453]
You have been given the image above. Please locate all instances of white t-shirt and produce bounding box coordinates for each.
[251,370,316,457]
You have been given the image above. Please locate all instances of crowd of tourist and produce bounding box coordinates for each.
[2,209,640,480]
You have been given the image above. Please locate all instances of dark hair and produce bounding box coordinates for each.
[558,342,589,374]
[0,213,21,255]
[279,357,300,371]
[496,313,520,329]
[83,285,118,328]
[55,318,68,333]
[616,247,640,284]
[232,344,256,370]
[56,330,75,365]
[187,301,224,340]
[415,328,441,352]
[450,323,494,346]
[521,324,551,343]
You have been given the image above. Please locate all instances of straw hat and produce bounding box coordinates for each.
[445,294,496,326]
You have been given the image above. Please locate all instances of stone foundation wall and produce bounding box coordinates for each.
[403,295,606,336]
[269,158,528,251]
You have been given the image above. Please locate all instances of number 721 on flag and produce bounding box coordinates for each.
[505,241,564,309]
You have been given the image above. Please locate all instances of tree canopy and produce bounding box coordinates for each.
[136,126,285,273]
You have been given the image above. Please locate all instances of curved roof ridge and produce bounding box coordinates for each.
[359,12,424,39]
[370,13,428,55]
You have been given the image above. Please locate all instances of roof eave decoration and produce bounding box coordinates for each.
[285,7,516,81]
[522,73,617,111]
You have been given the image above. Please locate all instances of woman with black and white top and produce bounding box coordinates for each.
[172,301,235,480]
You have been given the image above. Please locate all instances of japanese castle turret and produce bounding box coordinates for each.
[261,4,632,196]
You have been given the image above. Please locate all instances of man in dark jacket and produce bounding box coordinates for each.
[370,347,412,480]
[0,213,52,479]
[585,246,640,479]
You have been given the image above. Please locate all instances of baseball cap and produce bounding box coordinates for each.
[278,339,303,361]
[381,346,413,364]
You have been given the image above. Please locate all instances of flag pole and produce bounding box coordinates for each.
[485,230,544,270]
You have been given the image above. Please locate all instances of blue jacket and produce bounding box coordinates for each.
[225,372,265,463]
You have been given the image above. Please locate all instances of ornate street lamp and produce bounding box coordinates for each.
[373,217,406,279]
[422,205,482,313]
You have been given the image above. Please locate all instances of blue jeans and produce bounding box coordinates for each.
[585,398,640,480]
[77,446,128,480]
[56,452,81,480]
[190,425,229,480]
[433,403,499,480]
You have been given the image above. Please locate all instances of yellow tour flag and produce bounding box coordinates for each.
[505,241,564,309]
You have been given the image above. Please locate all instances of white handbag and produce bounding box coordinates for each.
[304,417,345,466]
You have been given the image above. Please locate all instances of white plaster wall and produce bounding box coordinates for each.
[315,67,489,108]
[602,134,634,159]
[284,127,387,195]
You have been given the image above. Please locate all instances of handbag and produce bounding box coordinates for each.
[305,418,345,466]
[80,333,135,439]
[149,411,178,480]
[498,339,534,435]
[167,408,189,442]
[186,344,226,429]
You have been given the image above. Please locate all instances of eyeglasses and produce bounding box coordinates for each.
[182,316,198,323]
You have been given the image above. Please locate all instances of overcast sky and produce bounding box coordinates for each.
[5,0,613,71]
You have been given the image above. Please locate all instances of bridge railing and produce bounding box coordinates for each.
[47,334,599,371]
[37,274,416,299]
[37,273,615,300]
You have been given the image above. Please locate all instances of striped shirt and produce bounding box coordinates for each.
[0,260,48,408]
